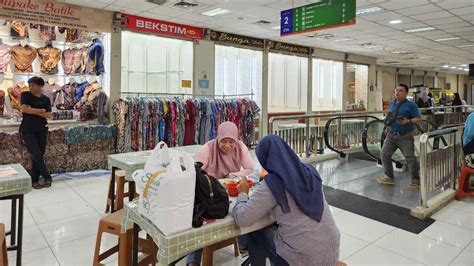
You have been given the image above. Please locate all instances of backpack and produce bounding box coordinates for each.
[192,162,230,228]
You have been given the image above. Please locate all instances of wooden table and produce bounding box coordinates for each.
[0,164,32,266]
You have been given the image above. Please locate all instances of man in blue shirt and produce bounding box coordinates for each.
[378,84,421,189]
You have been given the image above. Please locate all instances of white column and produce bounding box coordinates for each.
[108,30,122,122]
[260,49,269,137]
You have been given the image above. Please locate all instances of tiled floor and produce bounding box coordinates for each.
[1,174,473,266]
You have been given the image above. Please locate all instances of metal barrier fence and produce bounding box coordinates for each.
[419,126,464,208]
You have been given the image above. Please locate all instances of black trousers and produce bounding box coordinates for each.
[22,129,51,183]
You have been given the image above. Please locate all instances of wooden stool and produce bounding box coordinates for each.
[0,223,7,266]
[336,261,347,266]
[455,166,474,200]
[93,209,157,266]
[106,170,137,213]
[202,237,239,266]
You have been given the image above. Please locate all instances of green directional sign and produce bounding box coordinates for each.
[281,0,356,36]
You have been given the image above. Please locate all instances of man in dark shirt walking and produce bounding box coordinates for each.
[378,84,421,189]
[20,77,52,189]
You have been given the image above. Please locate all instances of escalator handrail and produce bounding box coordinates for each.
[361,119,384,164]
[323,115,381,158]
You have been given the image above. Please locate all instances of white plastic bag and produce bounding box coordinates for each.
[132,142,196,235]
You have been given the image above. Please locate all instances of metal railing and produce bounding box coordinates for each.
[419,126,464,208]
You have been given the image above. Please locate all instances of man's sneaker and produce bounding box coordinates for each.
[408,180,420,189]
[239,249,249,258]
[377,176,395,186]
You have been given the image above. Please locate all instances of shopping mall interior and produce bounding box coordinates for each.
[0,0,473,265]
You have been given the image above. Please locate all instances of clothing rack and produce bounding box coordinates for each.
[121,92,255,99]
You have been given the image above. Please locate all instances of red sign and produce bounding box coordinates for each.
[121,14,203,40]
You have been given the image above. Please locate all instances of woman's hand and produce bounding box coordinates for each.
[237,176,249,195]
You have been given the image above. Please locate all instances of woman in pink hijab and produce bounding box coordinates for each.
[196,121,255,179]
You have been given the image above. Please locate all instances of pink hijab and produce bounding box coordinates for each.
[204,121,243,179]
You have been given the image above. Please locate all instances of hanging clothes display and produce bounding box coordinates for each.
[0,43,11,73]
[11,43,37,72]
[9,21,28,38]
[87,38,104,75]
[42,82,61,104]
[113,97,260,153]
[53,83,76,110]
[37,42,61,74]
[7,83,29,112]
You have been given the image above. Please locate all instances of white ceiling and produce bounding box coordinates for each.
[60,0,474,74]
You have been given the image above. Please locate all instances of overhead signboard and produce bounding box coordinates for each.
[266,40,312,56]
[209,31,264,50]
[121,14,203,39]
[0,0,113,32]
[281,0,356,37]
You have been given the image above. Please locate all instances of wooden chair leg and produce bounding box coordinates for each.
[233,238,239,257]
[93,226,104,266]
[116,178,125,211]
[202,247,214,266]
[105,176,114,213]
[118,230,132,266]
[1,236,7,266]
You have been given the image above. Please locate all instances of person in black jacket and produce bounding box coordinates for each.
[20,77,52,189]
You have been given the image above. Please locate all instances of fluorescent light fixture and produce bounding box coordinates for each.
[434,37,460,42]
[356,6,384,15]
[442,65,449,68]
[465,68,469,71]
[404,27,435,33]
[461,64,467,67]
[202,8,230,16]
[391,50,408,54]
[389,20,402,24]
[458,67,464,70]
[456,44,474,48]
[272,25,281,30]
[334,38,353,42]
[450,66,457,69]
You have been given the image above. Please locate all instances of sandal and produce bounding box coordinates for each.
[32,183,43,189]
[43,179,52,188]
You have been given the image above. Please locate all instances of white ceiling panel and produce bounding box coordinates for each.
[62,0,109,9]
[435,0,474,9]
[389,21,429,30]
[111,0,159,11]
[410,11,454,21]
[435,22,472,30]
[148,6,188,17]
[174,12,214,23]
[359,11,404,22]
[459,14,474,21]
[393,4,443,16]
[448,6,474,17]
[138,12,172,21]
[378,0,428,10]
[424,17,464,26]
[242,6,280,17]
[104,4,142,15]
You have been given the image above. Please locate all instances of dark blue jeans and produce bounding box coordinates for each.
[247,224,289,266]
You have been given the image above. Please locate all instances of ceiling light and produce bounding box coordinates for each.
[442,65,449,68]
[389,20,402,24]
[456,44,474,48]
[434,37,460,42]
[465,68,469,71]
[450,66,457,69]
[458,67,464,70]
[404,27,435,33]
[356,6,384,15]
[272,25,281,30]
[334,38,353,42]
[390,50,408,54]
[202,8,230,16]
[461,64,467,67]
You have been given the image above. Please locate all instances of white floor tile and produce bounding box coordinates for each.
[26,181,82,207]
[329,205,345,216]
[340,233,370,260]
[450,246,474,266]
[83,195,109,215]
[8,247,59,266]
[421,221,474,249]
[52,234,117,266]
[345,245,422,265]
[69,180,110,200]
[6,225,49,254]
[334,211,395,242]
[28,198,97,225]
[447,200,474,214]
[39,212,102,246]
[375,229,463,265]
[432,208,474,231]
[0,201,36,229]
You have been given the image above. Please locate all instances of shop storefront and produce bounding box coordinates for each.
[312,58,343,111]
[0,1,115,174]
[346,63,369,111]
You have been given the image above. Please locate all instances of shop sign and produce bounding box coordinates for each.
[121,14,203,40]
[281,0,356,36]
[266,40,311,56]
[0,0,113,32]
[198,79,209,89]
[210,31,264,50]
[181,80,192,88]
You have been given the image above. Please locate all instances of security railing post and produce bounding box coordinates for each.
[305,118,310,158]
[420,135,428,208]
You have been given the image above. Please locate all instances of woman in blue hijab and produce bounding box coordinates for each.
[232,135,340,266]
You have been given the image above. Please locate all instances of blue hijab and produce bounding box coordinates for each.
[256,135,324,222]
[463,113,474,147]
